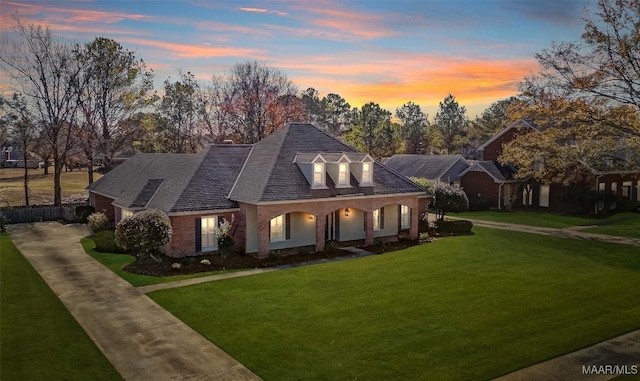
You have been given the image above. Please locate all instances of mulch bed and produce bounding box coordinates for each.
[124,239,421,277]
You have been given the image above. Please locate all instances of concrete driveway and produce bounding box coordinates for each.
[7,222,260,381]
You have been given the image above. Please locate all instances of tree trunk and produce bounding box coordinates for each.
[23,156,29,206]
[43,160,49,175]
[53,154,63,206]
[87,154,94,184]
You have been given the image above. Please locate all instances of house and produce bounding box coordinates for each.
[384,154,469,185]
[87,123,430,258]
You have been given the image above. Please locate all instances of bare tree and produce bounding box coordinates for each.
[220,61,299,143]
[0,17,83,205]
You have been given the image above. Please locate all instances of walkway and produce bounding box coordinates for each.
[7,222,261,381]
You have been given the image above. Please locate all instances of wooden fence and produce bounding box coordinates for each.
[0,203,88,224]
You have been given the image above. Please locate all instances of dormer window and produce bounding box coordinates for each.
[362,162,372,184]
[313,163,325,187]
[338,163,349,185]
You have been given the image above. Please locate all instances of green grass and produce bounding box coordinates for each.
[81,237,234,287]
[454,210,597,228]
[150,227,640,381]
[0,233,121,380]
[581,213,640,239]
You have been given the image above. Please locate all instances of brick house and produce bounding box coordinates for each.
[87,123,430,258]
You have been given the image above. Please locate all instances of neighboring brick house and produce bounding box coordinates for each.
[385,154,469,186]
[87,123,430,258]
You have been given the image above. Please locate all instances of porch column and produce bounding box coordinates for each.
[364,210,374,246]
[315,213,327,252]
[410,198,420,240]
[256,206,270,259]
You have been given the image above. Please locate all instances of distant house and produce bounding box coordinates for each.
[384,154,469,185]
[87,123,430,258]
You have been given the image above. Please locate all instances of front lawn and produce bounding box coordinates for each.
[150,227,640,381]
[454,210,596,228]
[0,234,121,380]
[581,213,640,239]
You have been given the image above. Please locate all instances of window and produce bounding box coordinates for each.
[313,163,324,187]
[622,181,632,199]
[201,216,218,251]
[121,209,134,219]
[338,163,349,185]
[372,208,383,231]
[539,184,550,207]
[522,184,533,206]
[610,182,618,209]
[270,214,285,242]
[400,205,410,229]
[362,162,372,184]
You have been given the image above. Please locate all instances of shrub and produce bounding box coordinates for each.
[87,212,110,233]
[410,177,469,219]
[74,205,95,223]
[115,209,172,258]
[216,215,235,259]
[435,219,473,235]
[93,230,123,253]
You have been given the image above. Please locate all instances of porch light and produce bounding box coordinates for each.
[344,208,350,217]
[308,213,315,220]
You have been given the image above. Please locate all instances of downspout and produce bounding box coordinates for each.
[498,183,503,210]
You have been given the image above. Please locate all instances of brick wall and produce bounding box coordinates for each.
[91,193,115,220]
[461,171,500,208]
[167,211,236,258]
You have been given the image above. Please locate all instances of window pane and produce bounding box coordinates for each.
[362,162,371,183]
[201,216,217,251]
[401,205,410,229]
[270,215,284,241]
[313,163,323,184]
[339,163,348,184]
[373,208,380,231]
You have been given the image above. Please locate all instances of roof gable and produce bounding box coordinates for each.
[460,161,518,183]
[478,119,538,152]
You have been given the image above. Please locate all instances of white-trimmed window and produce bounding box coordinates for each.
[121,209,134,219]
[338,162,349,185]
[201,216,218,251]
[313,163,325,187]
[539,184,550,207]
[270,214,285,242]
[362,162,372,184]
[373,208,382,231]
[400,205,410,229]
[622,181,632,199]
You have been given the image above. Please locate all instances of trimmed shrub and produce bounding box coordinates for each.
[93,230,123,253]
[75,205,95,223]
[115,209,172,257]
[87,212,110,233]
[435,219,473,235]
[410,177,469,219]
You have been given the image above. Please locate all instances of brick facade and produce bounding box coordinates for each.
[480,128,520,161]
[91,193,115,220]
[461,171,500,208]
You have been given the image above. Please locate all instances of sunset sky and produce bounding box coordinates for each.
[1,0,592,118]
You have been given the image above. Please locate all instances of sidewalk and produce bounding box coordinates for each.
[7,222,261,381]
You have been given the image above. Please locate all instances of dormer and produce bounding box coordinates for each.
[343,153,374,186]
[324,153,352,188]
[294,153,329,189]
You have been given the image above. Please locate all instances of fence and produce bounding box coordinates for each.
[0,203,88,224]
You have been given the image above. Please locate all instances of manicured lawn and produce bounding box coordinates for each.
[455,210,597,228]
[150,227,640,381]
[0,233,121,380]
[81,237,233,287]
[0,167,100,206]
[582,213,640,239]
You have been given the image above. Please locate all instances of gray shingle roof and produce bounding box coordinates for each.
[385,154,468,182]
[460,161,518,182]
[228,123,423,203]
[87,144,251,213]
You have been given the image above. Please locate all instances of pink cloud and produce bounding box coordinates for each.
[118,38,262,59]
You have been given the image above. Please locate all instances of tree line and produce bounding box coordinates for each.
[1,0,639,206]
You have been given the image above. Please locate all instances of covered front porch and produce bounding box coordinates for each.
[239,194,427,259]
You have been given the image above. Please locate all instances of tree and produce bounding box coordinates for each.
[529,0,640,137]
[410,177,469,220]
[160,71,202,153]
[75,37,155,181]
[0,18,83,206]
[344,102,401,159]
[434,94,469,154]
[322,93,353,136]
[0,93,38,205]
[219,60,299,143]
[300,87,323,125]
[395,102,430,154]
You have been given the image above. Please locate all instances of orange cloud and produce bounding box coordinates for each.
[118,38,262,59]
[290,1,397,40]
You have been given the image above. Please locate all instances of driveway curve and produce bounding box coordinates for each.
[7,222,260,381]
